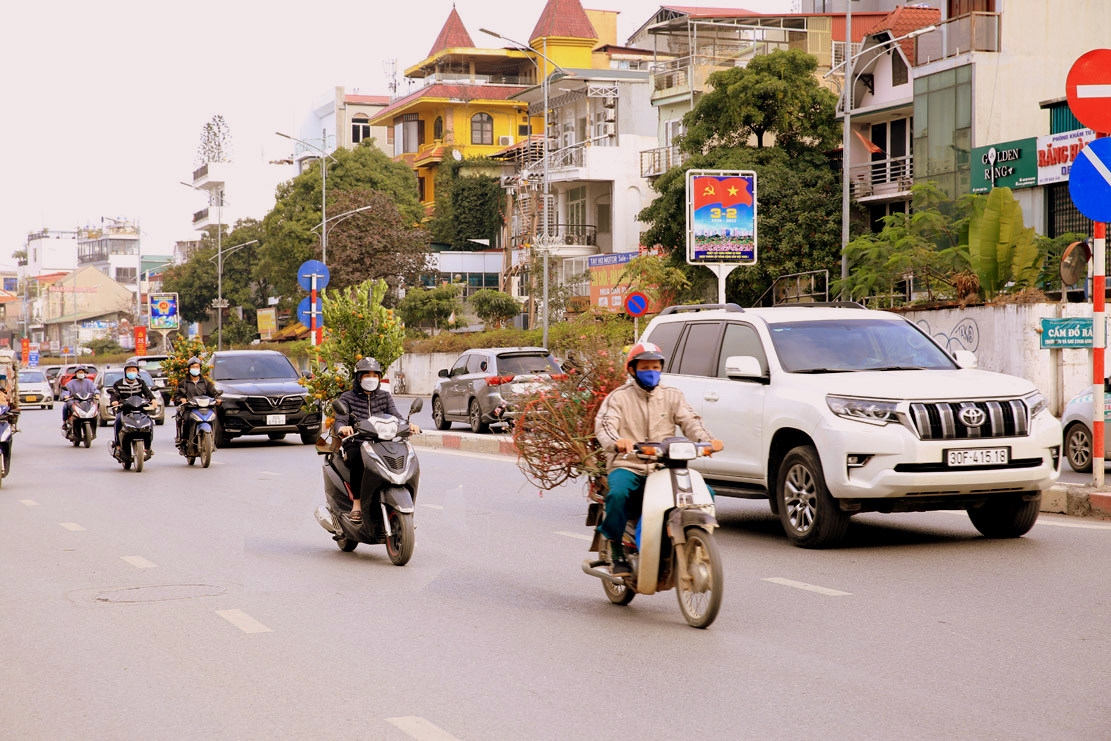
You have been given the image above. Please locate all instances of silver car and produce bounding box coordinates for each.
[431,347,563,433]
[1061,385,1110,472]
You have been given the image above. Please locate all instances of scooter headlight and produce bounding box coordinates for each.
[667,441,697,460]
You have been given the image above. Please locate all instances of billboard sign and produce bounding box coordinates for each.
[970,138,1038,194]
[149,292,180,330]
[257,307,277,340]
[686,170,757,265]
[1037,128,1096,186]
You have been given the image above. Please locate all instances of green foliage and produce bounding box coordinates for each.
[86,337,125,356]
[221,312,259,346]
[429,156,505,250]
[470,289,521,328]
[1037,232,1090,289]
[161,219,266,325]
[616,253,691,308]
[545,311,635,359]
[195,114,232,166]
[397,284,462,331]
[403,327,539,354]
[966,186,1042,297]
[162,335,214,395]
[324,189,429,297]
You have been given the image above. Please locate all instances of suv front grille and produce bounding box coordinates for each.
[243,395,304,414]
[908,400,1028,440]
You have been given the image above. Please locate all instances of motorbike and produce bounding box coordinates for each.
[314,397,423,564]
[0,404,15,487]
[110,395,155,472]
[582,437,724,629]
[63,392,99,448]
[178,395,217,468]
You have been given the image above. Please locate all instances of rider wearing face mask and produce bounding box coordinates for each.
[594,342,723,576]
[61,365,98,430]
[333,357,421,523]
[173,356,222,448]
[108,358,157,457]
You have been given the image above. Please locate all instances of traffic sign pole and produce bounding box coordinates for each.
[1094,138,1106,486]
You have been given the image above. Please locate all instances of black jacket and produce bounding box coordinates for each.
[332,384,401,434]
[108,376,155,403]
[174,376,221,404]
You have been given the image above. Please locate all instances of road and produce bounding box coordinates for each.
[3,404,1110,739]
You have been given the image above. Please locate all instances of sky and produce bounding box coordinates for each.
[0,0,792,274]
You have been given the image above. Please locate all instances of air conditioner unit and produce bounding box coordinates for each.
[604,122,616,137]
[602,96,616,109]
[498,135,514,146]
[603,109,616,123]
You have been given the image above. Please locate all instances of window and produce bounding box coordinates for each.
[471,113,493,145]
[596,203,611,234]
[351,115,371,144]
[718,323,767,377]
[450,356,469,377]
[467,354,488,374]
[892,52,908,86]
[913,65,972,198]
[115,267,136,284]
[675,323,722,377]
[418,177,427,202]
[394,113,422,154]
[434,116,444,141]
[648,322,684,371]
[568,186,586,227]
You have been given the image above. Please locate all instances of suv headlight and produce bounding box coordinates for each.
[1023,390,1048,418]
[827,395,899,426]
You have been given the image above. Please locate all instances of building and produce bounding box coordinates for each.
[24,229,79,277]
[76,221,141,293]
[291,87,394,175]
[32,266,135,351]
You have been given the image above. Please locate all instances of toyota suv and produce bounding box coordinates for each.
[210,350,319,446]
[639,303,1062,548]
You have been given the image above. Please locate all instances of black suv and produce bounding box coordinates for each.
[134,355,171,403]
[210,350,318,446]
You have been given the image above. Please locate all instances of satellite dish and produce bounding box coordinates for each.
[452,150,463,161]
[1060,240,1091,286]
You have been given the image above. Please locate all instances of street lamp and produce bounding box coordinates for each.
[831,22,936,295]
[480,27,568,349]
[180,182,228,349]
[276,131,335,267]
[207,239,258,344]
[309,204,377,240]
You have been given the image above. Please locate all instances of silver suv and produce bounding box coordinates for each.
[431,347,562,433]
[640,303,1062,548]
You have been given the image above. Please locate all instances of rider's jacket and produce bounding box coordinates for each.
[173,377,221,404]
[332,384,401,435]
[594,379,712,476]
[62,377,97,399]
[108,376,155,404]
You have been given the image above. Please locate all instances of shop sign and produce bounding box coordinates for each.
[970,137,1038,194]
[1037,128,1096,186]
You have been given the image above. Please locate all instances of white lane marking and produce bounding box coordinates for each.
[937,510,1111,530]
[59,523,86,531]
[1077,84,1111,99]
[763,577,851,596]
[1080,144,1111,187]
[215,609,272,634]
[120,556,157,569]
[422,448,515,464]
[19,499,38,506]
[259,471,282,476]
[555,530,593,541]
[386,716,462,741]
[422,503,445,510]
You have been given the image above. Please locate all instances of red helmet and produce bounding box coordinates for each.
[625,341,665,371]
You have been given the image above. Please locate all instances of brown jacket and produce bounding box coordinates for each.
[594,380,711,475]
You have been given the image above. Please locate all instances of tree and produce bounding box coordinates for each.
[617,253,692,308]
[195,114,232,166]
[470,289,521,328]
[429,156,505,250]
[397,285,462,331]
[160,219,267,325]
[324,189,429,298]
[257,141,422,298]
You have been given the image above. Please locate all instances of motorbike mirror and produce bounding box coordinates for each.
[331,398,350,416]
[301,369,312,379]
[408,397,424,416]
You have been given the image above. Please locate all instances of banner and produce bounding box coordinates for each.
[686,170,757,264]
[257,307,277,340]
[135,326,147,356]
[149,292,180,330]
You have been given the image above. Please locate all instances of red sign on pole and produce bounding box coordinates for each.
[20,337,29,366]
[1066,49,1111,134]
[134,326,147,356]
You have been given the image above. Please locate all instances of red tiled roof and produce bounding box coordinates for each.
[530,0,597,43]
[346,94,390,106]
[428,7,475,58]
[870,5,941,60]
[371,83,529,122]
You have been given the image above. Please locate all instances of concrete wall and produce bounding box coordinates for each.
[386,352,459,396]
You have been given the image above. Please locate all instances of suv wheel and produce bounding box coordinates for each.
[214,419,233,448]
[431,396,451,430]
[966,493,1041,538]
[468,400,488,434]
[776,445,850,549]
[300,429,317,445]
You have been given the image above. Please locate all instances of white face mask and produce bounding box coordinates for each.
[360,377,380,393]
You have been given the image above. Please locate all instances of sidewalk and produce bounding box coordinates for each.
[410,431,1111,520]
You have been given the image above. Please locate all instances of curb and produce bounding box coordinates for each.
[411,431,516,457]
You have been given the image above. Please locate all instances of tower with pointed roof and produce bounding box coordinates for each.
[530,0,599,76]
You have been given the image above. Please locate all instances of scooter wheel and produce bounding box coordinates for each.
[385,511,415,566]
[602,573,635,605]
[336,537,358,552]
[676,527,723,629]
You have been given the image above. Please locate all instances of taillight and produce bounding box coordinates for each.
[486,374,515,386]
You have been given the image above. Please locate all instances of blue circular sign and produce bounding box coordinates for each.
[1069,138,1111,223]
[298,296,323,328]
[297,260,330,292]
[624,291,650,317]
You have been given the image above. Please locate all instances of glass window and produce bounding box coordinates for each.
[646,321,684,370]
[717,323,767,377]
[212,354,298,381]
[495,353,561,375]
[434,116,444,141]
[394,113,420,154]
[596,203,611,234]
[767,319,955,372]
[351,116,371,144]
[467,354,488,374]
[675,323,721,377]
[471,113,493,145]
[450,356,469,376]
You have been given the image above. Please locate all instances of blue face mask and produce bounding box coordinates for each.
[190,368,201,377]
[126,371,138,381]
[634,369,661,390]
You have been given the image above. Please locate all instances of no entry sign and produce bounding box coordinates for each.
[1066,49,1111,134]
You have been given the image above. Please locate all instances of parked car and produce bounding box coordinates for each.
[18,369,54,409]
[431,347,564,433]
[54,364,98,397]
[133,354,172,403]
[1060,384,1111,472]
[210,350,319,446]
[637,303,1063,548]
[95,368,165,426]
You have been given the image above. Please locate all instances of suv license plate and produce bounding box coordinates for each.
[946,447,1009,467]
[266,414,286,426]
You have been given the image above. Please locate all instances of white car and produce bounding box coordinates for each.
[639,303,1063,548]
[1060,386,1110,472]
[18,369,54,409]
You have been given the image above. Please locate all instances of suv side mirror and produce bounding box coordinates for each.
[438,368,449,378]
[724,355,765,381]
[953,350,977,369]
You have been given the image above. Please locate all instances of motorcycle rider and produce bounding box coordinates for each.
[594,341,723,577]
[173,356,222,449]
[333,357,421,523]
[108,357,157,459]
[61,365,97,431]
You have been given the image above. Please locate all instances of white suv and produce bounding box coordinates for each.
[640,303,1062,548]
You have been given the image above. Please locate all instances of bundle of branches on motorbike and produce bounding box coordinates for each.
[163,336,214,392]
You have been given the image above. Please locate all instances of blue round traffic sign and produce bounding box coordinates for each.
[1069,137,1111,223]
[297,260,330,292]
[624,291,650,317]
[297,295,323,328]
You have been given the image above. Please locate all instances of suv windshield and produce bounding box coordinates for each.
[213,354,298,381]
[136,358,166,374]
[497,353,562,376]
[769,319,957,373]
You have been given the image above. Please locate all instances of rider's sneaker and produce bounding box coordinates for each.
[145,448,153,460]
[610,543,632,577]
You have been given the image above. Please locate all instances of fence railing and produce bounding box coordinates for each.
[915,12,1000,64]
[640,145,686,178]
[848,155,914,198]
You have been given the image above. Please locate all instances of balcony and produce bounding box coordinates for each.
[914,13,1000,65]
[191,161,228,191]
[640,145,686,178]
[512,224,598,250]
[649,56,733,101]
[192,207,210,225]
[848,155,914,202]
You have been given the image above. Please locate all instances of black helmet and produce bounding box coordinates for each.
[354,357,383,376]
[187,356,202,367]
[124,357,140,371]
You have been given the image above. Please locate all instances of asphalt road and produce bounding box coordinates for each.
[3,403,1111,739]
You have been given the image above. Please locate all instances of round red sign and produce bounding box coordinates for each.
[1066,49,1111,134]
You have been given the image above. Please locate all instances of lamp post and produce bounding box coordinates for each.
[479,28,568,349]
[180,182,228,349]
[276,131,334,267]
[831,22,936,296]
